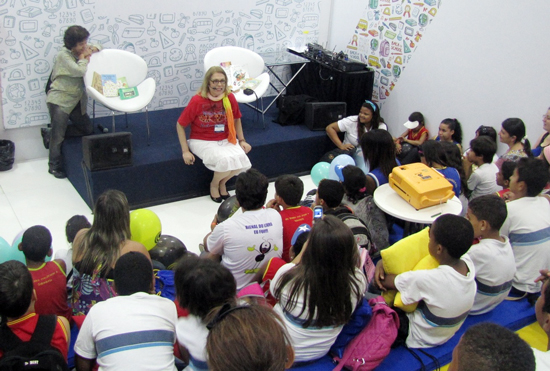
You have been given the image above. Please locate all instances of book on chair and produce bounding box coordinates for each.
[91,72,129,98]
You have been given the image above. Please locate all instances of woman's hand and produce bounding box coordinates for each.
[182,151,195,165]
[340,143,355,151]
[240,141,252,154]
[374,260,387,291]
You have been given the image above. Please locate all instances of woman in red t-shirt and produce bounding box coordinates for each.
[176,66,252,203]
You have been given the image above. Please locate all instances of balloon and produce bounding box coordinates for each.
[329,154,355,181]
[149,235,187,270]
[130,209,162,251]
[310,162,330,187]
[217,196,240,223]
[0,236,26,264]
[353,150,370,174]
[11,229,25,247]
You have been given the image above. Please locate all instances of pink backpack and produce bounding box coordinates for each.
[333,296,399,371]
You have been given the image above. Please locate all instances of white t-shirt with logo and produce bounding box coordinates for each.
[208,208,283,290]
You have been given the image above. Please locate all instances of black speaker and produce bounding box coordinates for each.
[304,102,347,131]
[82,132,132,171]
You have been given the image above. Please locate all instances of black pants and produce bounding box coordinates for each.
[48,102,93,171]
[391,307,410,348]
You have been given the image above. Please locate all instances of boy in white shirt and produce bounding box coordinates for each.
[501,158,550,296]
[375,214,476,348]
[465,136,500,200]
[465,194,515,314]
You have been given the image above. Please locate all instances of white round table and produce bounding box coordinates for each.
[373,183,463,224]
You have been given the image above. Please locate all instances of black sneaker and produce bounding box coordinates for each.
[48,168,67,179]
[40,128,51,150]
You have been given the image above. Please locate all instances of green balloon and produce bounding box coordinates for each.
[311,162,330,187]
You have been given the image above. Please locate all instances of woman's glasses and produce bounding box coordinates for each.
[210,79,226,85]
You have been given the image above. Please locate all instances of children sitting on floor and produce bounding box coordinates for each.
[0,260,70,361]
[501,157,550,296]
[465,136,500,200]
[266,174,313,262]
[375,214,476,348]
[465,195,515,315]
[174,254,237,371]
[19,225,72,322]
[448,322,535,371]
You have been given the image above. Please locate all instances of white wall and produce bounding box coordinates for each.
[0,0,323,161]
[328,0,550,153]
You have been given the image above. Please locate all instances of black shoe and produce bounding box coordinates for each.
[48,169,67,179]
[210,194,223,203]
[41,128,51,150]
[220,193,231,200]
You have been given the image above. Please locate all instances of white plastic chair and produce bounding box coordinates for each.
[204,46,270,127]
[84,49,156,144]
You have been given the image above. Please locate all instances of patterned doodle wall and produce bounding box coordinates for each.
[344,0,441,105]
[0,0,322,129]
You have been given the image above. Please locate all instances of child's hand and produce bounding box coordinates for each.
[535,269,550,283]
[266,199,280,211]
[210,215,218,231]
[374,260,387,291]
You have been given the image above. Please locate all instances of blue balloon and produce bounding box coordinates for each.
[329,155,355,181]
[0,235,26,264]
[353,150,370,174]
[311,162,330,187]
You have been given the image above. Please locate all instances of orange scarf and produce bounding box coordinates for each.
[222,96,236,144]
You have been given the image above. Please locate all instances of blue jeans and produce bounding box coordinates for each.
[48,102,93,170]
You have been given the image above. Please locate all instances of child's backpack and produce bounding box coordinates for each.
[332,296,399,371]
[330,205,376,256]
[154,269,176,301]
[0,315,69,371]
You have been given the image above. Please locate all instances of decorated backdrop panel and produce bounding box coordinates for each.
[345,0,442,104]
[0,0,321,129]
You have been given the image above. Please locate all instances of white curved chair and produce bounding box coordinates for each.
[84,49,156,144]
[204,46,270,127]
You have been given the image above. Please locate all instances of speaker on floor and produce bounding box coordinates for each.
[82,132,133,171]
[304,102,347,131]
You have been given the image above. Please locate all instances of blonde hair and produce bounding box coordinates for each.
[198,66,231,98]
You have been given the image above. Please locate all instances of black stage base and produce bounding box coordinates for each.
[63,104,334,209]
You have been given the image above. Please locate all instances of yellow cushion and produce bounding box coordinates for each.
[381,227,431,306]
[394,254,439,312]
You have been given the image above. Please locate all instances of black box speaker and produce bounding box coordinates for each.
[82,132,132,171]
[304,102,347,131]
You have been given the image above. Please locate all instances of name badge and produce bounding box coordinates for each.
[214,124,225,133]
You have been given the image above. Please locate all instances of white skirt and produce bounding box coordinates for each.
[188,139,252,173]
